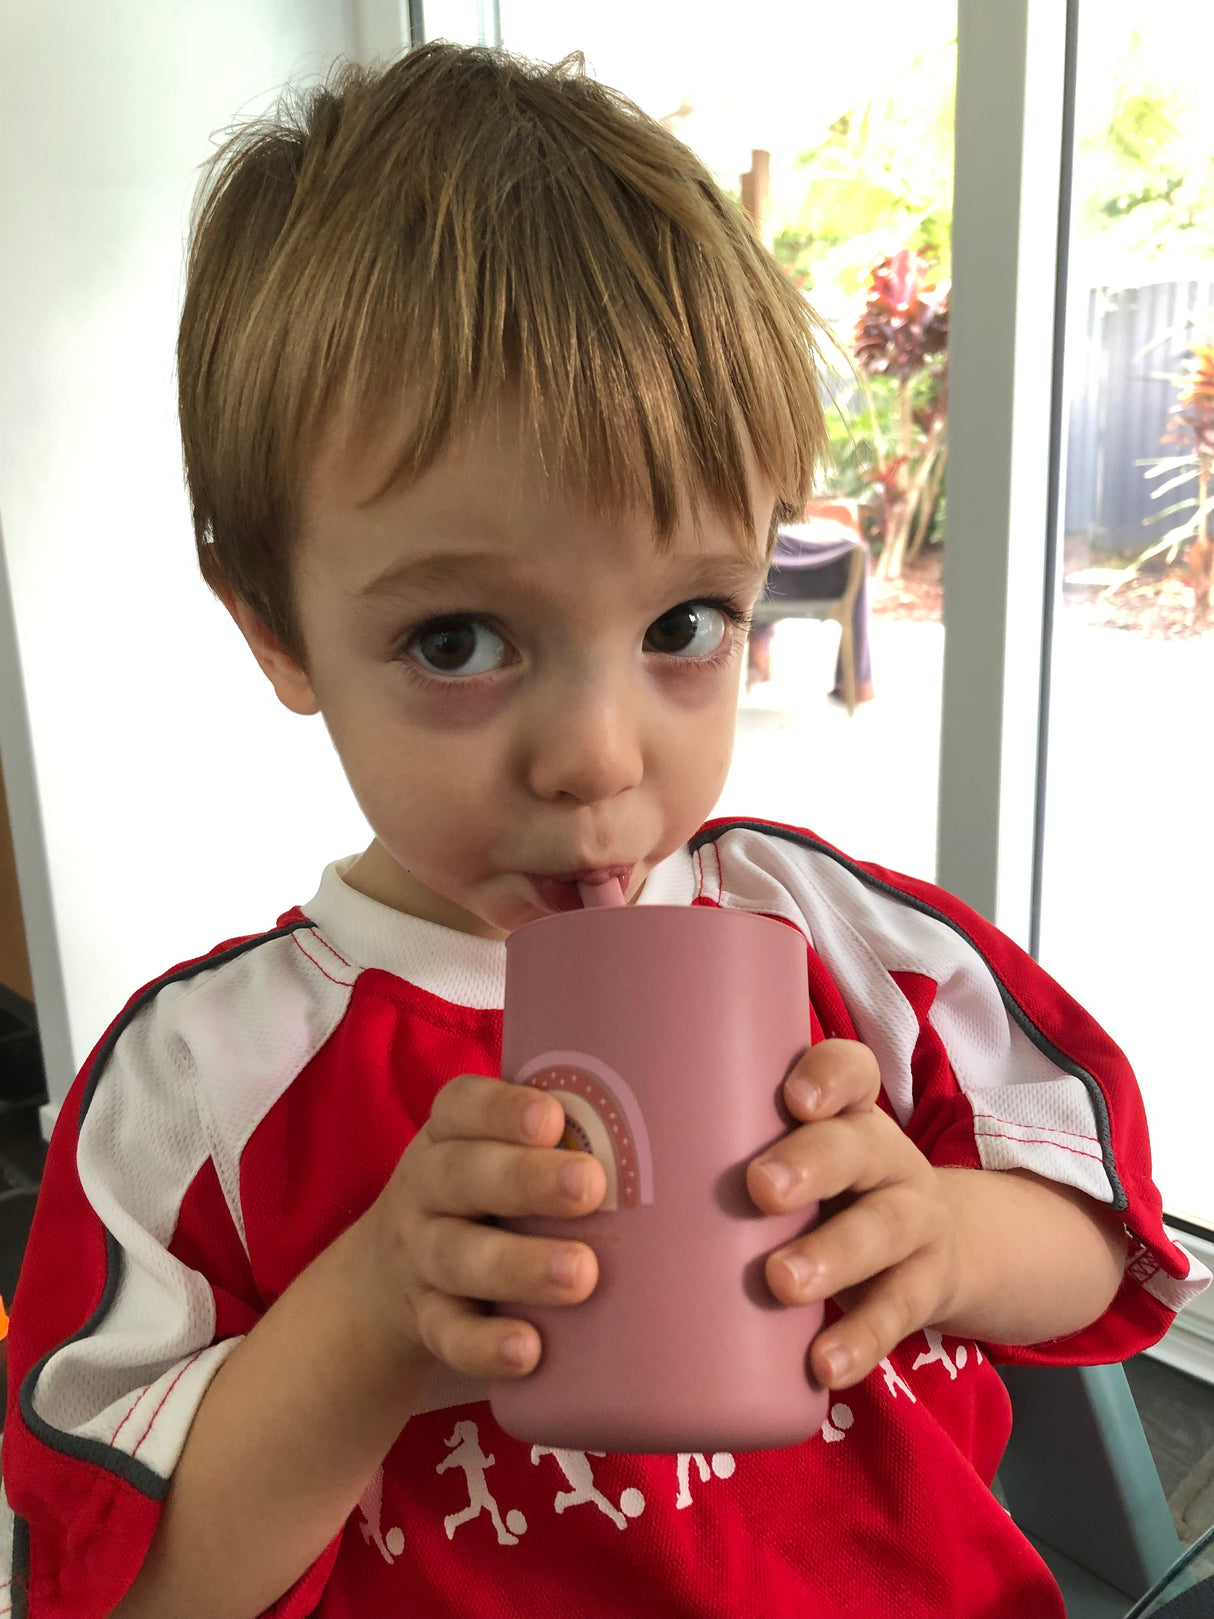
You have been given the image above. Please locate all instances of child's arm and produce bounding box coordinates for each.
[747,1040,1128,1391]
[109,1076,601,1619]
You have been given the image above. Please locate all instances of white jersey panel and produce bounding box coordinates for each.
[30,925,353,1479]
[177,925,355,1249]
[33,970,221,1460]
[702,833,926,1124]
[705,829,1114,1204]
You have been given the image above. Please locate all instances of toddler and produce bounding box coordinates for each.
[2,41,1208,1619]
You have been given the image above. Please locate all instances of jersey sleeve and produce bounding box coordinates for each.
[694,819,1212,1367]
[0,934,343,1619]
[861,858,1209,1364]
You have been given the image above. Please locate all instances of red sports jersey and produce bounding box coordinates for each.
[2,818,1207,1618]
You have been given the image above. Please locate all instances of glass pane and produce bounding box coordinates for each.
[1136,1520,1214,1617]
[1039,0,1214,1226]
[425,0,500,46]
[499,0,956,881]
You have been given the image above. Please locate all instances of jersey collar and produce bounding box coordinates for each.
[301,845,697,1008]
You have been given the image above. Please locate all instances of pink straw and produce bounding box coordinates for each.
[577,878,626,909]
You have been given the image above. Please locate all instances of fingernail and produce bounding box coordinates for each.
[778,1253,815,1293]
[787,1076,820,1112]
[559,1160,588,1199]
[522,1099,550,1140]
[501,1334,533,1369]
[820,1344,853,1381]
[758,1160,793,1196]
[549,1248,581,1287]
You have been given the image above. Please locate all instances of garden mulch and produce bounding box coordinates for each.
[870,549,943,623]
[868,545,1214,641]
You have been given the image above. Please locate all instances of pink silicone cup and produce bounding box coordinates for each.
[492,902,826,1453]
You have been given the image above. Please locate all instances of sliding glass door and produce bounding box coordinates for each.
[415,0,1214,1231]
[1036,0,1214,1228]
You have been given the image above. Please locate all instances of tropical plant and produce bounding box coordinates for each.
[851,250,949,579]
[1108,343,1214,614]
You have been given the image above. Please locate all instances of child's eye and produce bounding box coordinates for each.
[406,617,510,676]
[644,601,731,659]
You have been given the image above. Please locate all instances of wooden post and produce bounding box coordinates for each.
[740,149,771,243]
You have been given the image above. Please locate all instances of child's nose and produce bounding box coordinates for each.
[525,676,645,805]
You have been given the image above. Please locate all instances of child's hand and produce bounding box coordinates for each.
[353,1075,605,1380]
[746,1040,963,1391]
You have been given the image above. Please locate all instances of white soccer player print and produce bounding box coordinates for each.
[912,1328,984,1381]
[437,1420,528,1545]
[356,1465,405,1564]
[674,1451,736,1509]
[820,1404,855,1445]
[879,1356,917,1402]
[530,1447,646,1529]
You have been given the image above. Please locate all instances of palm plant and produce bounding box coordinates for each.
[1113,343,1214,616]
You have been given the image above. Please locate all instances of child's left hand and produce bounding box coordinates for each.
[746,1039,963,1391]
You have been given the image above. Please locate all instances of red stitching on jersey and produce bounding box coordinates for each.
[704,840,722,902]
[971,1111,1100,1144]
[296,928,357,982]
[108,1384,151,1448]
[973,1126,1103,1161]
[309,928,354,971]
[130,1350,206,1461]
[292,931,356,988]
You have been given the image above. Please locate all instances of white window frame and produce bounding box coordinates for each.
[935,0,1071,954]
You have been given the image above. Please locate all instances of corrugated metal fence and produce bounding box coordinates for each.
[1066,280,1214,554]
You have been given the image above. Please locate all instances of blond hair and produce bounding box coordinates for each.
[178,42,829,658]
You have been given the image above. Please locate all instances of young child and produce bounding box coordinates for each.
[2,42,1208,1619]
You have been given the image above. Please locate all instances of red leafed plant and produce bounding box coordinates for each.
[1164,345,1214,613]
[1171,341,1214,611]
[853,249,949,580]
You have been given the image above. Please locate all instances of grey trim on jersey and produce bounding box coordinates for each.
[14,918,316,1519]
[689,820,1124,1212]
[10,1515,28,1619]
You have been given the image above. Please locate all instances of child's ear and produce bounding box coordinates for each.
[215,586,321,717]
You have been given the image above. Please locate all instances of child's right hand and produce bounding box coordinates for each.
[351,1074,605,1380]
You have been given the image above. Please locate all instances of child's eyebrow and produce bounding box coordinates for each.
[355,551,509,600]
[354,550,767,602]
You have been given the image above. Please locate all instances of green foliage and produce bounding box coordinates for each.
[1099,176,1183,221]
[1106,91,1179,167]
[769,40,956,305]
[1072,21,1214,278]
[818,368,946,536]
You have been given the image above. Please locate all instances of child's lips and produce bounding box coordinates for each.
[525,866,635,914]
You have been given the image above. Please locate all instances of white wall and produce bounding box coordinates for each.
[0,1,382,1122]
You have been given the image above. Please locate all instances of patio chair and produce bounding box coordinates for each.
[750,500,873,714]
[996,1362,1186,1617]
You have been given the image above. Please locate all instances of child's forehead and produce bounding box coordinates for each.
[303,395,774,567]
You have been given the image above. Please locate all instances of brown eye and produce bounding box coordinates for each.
[408,618,508,676]
[644,603,728,658]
